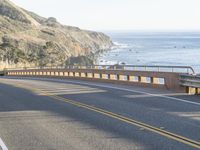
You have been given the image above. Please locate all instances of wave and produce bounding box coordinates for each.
[113,42,129,49]
[113,42,143,49]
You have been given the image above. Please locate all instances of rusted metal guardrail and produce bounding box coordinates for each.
[2,65,195,93]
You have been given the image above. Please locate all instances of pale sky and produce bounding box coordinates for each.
[11,0,200,31]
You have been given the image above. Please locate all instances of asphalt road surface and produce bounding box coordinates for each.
[0,76,199,150]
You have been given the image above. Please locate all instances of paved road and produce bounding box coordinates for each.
[0,77,199,150]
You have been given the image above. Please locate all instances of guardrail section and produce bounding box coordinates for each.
[5,68,187,92]
[180,74,200,94]
[0,71,4,76]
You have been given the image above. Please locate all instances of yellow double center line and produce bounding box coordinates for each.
[4,82,200,149]
[47,94,200,149]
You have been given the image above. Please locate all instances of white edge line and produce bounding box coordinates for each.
[43,78,200,106]
[62,79,200,106]
[0,138,8,150]
[4,76,200,106]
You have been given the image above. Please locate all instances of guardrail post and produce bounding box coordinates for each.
[75,72,79,77]
[196,88,200,95]
[116,74,119,80]
[80,72,84,77]
[127,75,130,81]
[108,74,111,79]
[99,74,102,79]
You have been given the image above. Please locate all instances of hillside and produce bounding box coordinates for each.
[0,0,113,69]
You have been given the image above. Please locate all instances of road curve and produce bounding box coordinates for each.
[0,77,199,150]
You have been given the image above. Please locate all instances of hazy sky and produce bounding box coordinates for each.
[11,0,200,31]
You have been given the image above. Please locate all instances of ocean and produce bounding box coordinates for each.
[97,32,200,73]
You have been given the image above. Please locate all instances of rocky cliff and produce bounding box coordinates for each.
[0,0,113,69]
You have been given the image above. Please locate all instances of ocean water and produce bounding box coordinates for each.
[97,32,200,73]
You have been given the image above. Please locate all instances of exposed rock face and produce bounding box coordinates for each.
[0,0,113,69]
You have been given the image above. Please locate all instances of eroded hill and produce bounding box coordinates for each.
[0,0,113,69]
